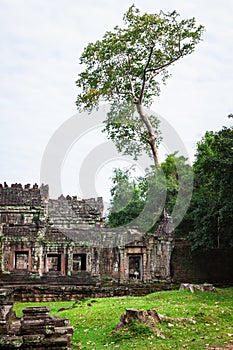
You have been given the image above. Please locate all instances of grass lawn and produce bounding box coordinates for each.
[14,288,233,349]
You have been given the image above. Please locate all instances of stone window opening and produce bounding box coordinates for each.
[73,254,86,271]
[15,251,29,270]
[20,214,24,225]
[46,254,61,272]
[128,255,142,280]
[0,214,7,224]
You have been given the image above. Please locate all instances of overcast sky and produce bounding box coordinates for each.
[0,0,232,200]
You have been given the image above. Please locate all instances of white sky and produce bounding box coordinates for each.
[0,0,232,201]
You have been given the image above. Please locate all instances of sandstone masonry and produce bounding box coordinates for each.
[0,288,73,349]
[0,183,174,285]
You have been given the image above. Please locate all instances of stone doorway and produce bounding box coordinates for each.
[73,254,86,271]
[47,254,61,272]
[15,251,28,270]
[128,255,142,280]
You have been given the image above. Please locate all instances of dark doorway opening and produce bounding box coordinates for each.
[73,254,86,271]
[128,255,142,280]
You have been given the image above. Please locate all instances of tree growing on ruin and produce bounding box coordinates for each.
[76,5,204,166]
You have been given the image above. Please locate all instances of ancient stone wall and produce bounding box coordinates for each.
[9,284,173,302]
[2,226,45,273]
[0,183,48,207]
[48,196,104,228]
[99,247,120,280]
[147,235,174,280]
[171,239,233,284]
[0,183,175,284]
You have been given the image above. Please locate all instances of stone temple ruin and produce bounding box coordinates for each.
[0,183,174,285]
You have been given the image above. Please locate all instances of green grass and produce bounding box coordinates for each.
[14,288,233,349]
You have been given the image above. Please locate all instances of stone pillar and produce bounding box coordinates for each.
[60,253,65,275]
[165,238,174,279]
[35,227,46,276]
[119,248,125,282]
[67,245,74,276]
[0,225,3,272]
[0,289,15,334]
[142,252,147,282]
[92,248,99,276]
[86,252,92,274]
[37,244,44,276]
[145,249,152,281]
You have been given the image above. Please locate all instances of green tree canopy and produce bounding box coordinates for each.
[107,166,167,231]
[187,124,233,249]
[76,5,204,166]
[107,167,145,228]
[107,125,233,250]
[107,153,192,232]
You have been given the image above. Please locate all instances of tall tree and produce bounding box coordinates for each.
[76,5,204,166]
[188,124,233,249]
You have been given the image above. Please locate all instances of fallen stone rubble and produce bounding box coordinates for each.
[0,289,73,349]
[179,283,216,293]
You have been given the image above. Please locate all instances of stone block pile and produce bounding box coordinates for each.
[0,289,74,349]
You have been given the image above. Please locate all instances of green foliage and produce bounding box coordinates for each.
[76,5,204,109]
[14,288,233,349]
[107,167,145,228]
[187,125,233,249]
[107,153,193,232]
[107,121,232,249]
[107,166,167,231]
[103,101,162,160]
[161,153,193,232]
[76,5,204,161]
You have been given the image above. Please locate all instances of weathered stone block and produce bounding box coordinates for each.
[0,300,15,334]
[22,306,50,315]
[0,335,23,348]
[53,317,70,327]
[23,334,45,344]
[54,326,74,338]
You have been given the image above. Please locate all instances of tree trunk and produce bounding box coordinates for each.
[115,308,161,333]
[114,308,195,338]
[135,102,160,167]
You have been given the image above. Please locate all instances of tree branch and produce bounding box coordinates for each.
[139,45,155,103]
[114,86,131,96]
[147,52,184,75]
[126,56,136,100]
